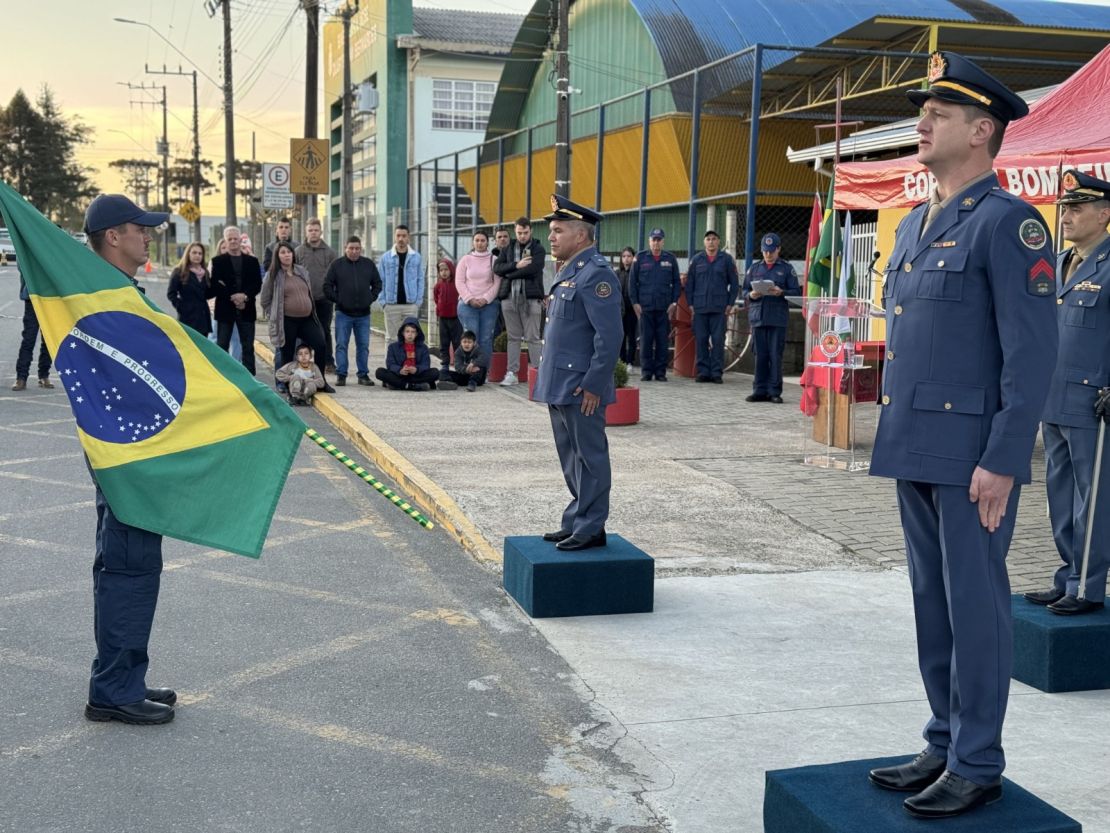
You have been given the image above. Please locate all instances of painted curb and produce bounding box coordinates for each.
[255,341,500,565]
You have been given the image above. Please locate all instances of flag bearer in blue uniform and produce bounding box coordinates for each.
[685,229,740,383]
[82,195,177,725]
[533,195,623,551]
[742,232,800,402]
[865,53,1058,818]
[628,228,680,381]
[1025,170,1110,616]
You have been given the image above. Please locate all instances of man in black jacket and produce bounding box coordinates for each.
[324,236,382,386]
[262,216,298,273]
[494,216,546,386]
[210,226,262,375]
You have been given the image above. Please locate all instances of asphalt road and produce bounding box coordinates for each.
[0,265,667,833]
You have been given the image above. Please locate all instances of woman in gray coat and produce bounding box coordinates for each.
[261,241,332,393]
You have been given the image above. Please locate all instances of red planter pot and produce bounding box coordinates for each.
[606,386,640,426]
[528,365,539,400]
[488,351,529,384]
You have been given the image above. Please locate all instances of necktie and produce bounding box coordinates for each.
[1066,253,1085,282]
[920,201,943,239]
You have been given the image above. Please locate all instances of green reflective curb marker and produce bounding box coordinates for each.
[305,428,434,530]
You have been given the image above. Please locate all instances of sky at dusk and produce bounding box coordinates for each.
[3,0,1106,223]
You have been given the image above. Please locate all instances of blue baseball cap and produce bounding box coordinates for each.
[761,233,781,251]
[84,194,169,234]
[907,51,1028,125]
[649,227,665,239]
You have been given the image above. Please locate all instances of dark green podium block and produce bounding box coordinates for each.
[502,535,653,618]
[1012,594,1110,693]
[764,756,1081,833]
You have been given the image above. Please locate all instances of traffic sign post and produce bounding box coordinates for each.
[179,201,201,224]
[262,163,295,210]
[290,139,329,195]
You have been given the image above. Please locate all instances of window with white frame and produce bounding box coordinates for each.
[432,79,496,131]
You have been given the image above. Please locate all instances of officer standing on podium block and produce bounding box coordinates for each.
[533,195,623,552]
[866,53,1057,818]
[1025,169,1110,615]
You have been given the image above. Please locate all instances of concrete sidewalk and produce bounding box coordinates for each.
[256,330,1106,830]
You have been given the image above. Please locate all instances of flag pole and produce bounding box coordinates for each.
[305,428,434,530]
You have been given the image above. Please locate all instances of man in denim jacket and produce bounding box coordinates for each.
[378,225,424,338]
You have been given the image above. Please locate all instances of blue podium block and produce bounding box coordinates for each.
[764,756,1081,833]
[502,535,653,618]
[1012,594,1110,693]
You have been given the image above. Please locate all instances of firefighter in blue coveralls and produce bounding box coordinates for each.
[82,195,177,725]
[533,195,623,551]
[1024,169,1110,616]
[742,232,801,402]
[685,230,740,383]
[865,53,1058,819]
[628,228,680,382]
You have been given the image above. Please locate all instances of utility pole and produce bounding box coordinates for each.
[339,1,360,244]
[302,0,320,222]
[122,81,171,265]
[207,0,237,227]
[554,0,571,197]
[147,65,202,241]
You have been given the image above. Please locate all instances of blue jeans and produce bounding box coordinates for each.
[209,322,241,360]
[457,299,501,361]
[334,311,370,377]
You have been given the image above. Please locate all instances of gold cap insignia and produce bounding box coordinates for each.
[1063,171,1079,191]
[928,52,947,83]
[549,194,560,212]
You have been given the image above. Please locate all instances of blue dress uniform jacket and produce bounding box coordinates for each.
[534,247,623,406]
[872,175,1058,486]
[871,173,1058,785]
[686,251,740,311]
[1042,236,1110,602]
[742,259,800,328]
[534,246,623,537]
[627,250,681,311]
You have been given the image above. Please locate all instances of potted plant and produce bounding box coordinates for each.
[488,330,529,383]
[606,360,639,426]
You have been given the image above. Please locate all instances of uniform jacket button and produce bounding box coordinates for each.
[944,402,952,410]
[886,350,894,360]
[1057,298,1063,305]
[937,260,945,267]
[894,305,903,315]
[882,395,891,405]
[903,264,912,272]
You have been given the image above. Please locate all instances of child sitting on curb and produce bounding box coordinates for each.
[439,329,488,392]
[276,344,325,406]
[374,317,443,391]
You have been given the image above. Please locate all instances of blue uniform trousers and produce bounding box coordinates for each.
[896,479,1021,784]
[549,403,610,537]
[1044,422,1109,602]
[639,310,670,379]
[90,482,163,706]
[752,325,786,396]
[693,311,725,379]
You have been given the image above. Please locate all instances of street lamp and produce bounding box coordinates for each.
[112,18,221,88]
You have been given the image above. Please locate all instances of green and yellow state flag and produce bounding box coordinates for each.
[808,178,841,298]
[0,181,305,557]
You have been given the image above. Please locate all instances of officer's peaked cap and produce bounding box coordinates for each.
[1056,169,1110,205]
[907,51,1029,125]
[545,193,601,225]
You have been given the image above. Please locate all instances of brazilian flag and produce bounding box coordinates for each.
[0,181,305,557]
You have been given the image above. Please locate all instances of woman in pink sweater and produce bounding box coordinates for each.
[455,230,502,360]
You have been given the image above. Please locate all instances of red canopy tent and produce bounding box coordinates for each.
[835,44,1110,210]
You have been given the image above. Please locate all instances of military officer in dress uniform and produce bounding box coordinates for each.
[742,232,801,402]
[1024,170,1110,615]
[865,53,1058,819]
[533,195,623,551]
[628,228,680,382]
[82,195,177,725]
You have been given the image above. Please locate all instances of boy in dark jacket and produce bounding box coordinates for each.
[374,317,442,391]
[439,330,488,392]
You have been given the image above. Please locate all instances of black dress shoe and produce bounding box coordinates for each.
[640,375,652,382]
[869,751,947,792]
[695,375,710,383]
[711,377,723,384]
[1023,587,1065,605]
[320,383,336,394]
[556,531,607,551]
[745,393,769,402]
[335,375,346,386]
[903,770,1002,819]
[146,687,177,706]
[654,375,668,382]
[770,395,784,403]
[542,529,573,542]
[85,699,175,725]
[1048,594,1105,615]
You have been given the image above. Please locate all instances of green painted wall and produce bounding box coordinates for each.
[514,0,674,150]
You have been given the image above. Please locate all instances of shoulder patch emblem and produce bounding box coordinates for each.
[595,281,612,298]
[1020,218,1047,250]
